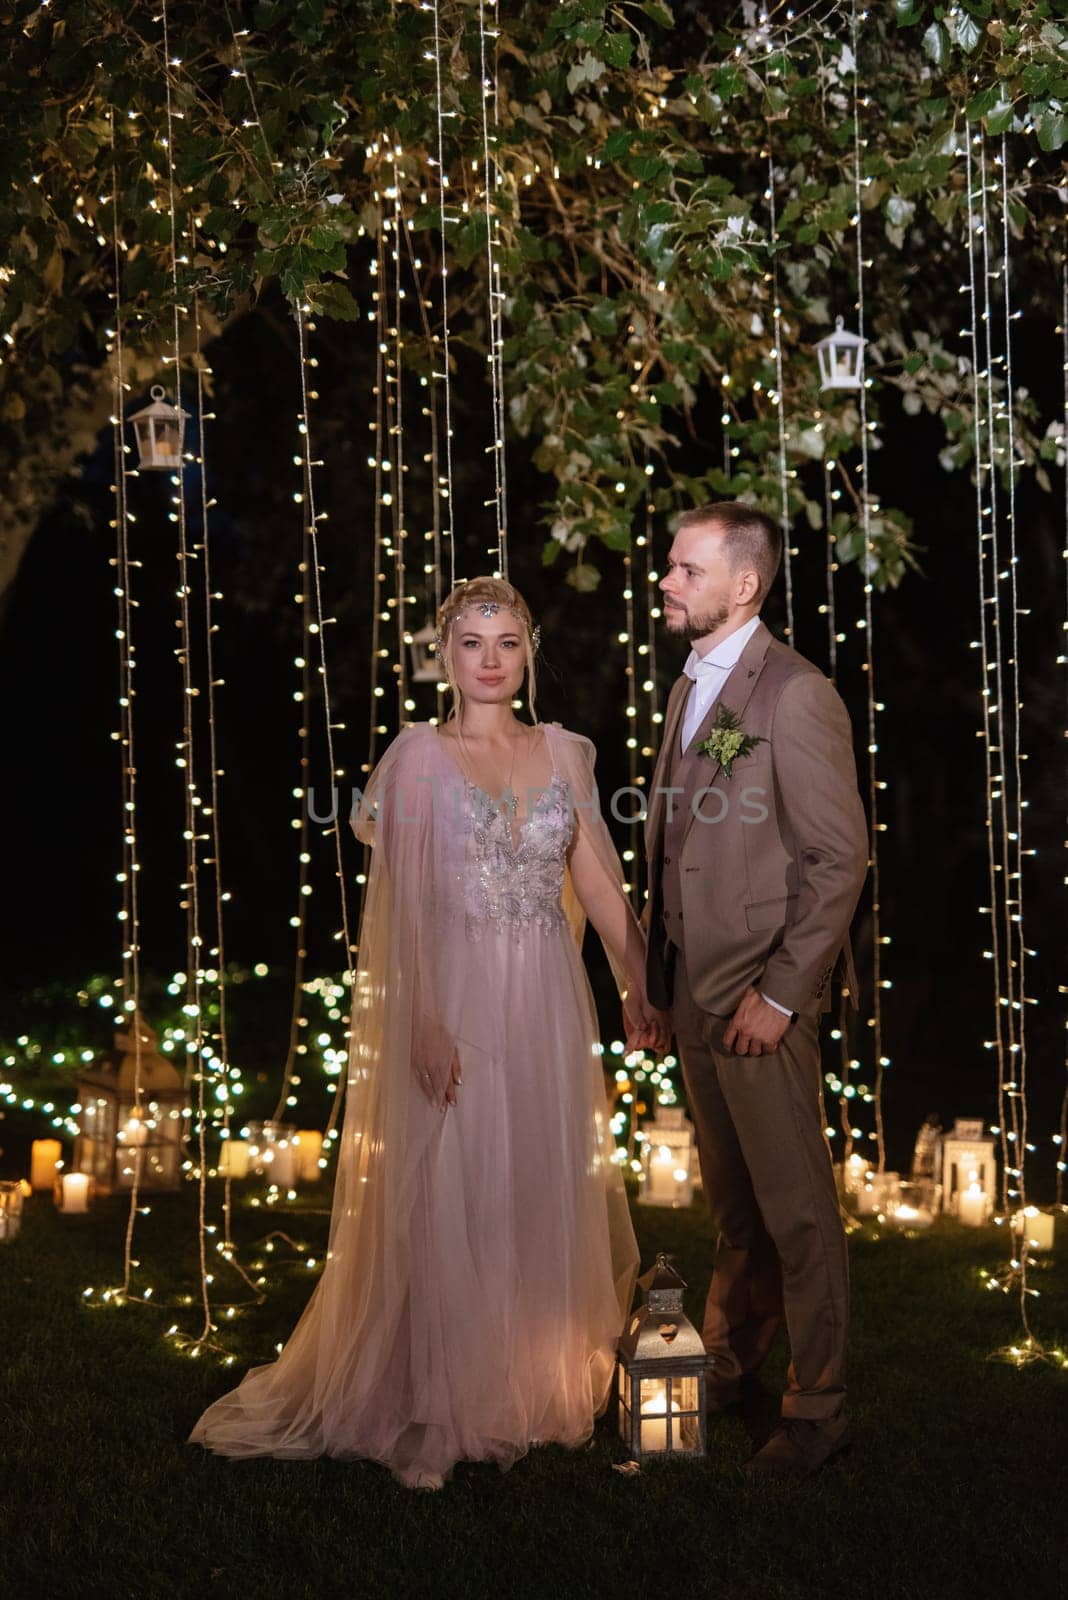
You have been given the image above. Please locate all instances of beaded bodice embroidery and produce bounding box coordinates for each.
[463,772,572,939]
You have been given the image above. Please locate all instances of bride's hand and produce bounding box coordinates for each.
[623,988,672,1058]
[413,1017,461,1110]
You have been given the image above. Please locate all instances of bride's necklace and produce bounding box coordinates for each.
[455,725,527,821]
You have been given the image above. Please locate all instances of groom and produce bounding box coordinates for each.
[643,501,869,1477]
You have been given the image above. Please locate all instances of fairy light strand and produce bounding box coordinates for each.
[159,0,216,1352]
[1058,247,1068,1208]
[766,148,794,644]
[477,0,507,576]
[294,303,356,1139]
[850,1,886,1171]
[388,154,411,723]
[430,0,457,592]
[106,108,147,1298]
[978,128,1019,1208]
[964,128,1010,1200]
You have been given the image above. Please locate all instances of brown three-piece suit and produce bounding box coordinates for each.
[644,617,869,1420]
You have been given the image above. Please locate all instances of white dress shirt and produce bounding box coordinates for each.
[680,613,763,753]
[679,614,793,1021]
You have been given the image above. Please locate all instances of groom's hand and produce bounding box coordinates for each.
[723,986,792,1058]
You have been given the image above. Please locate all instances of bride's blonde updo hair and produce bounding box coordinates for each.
[435,576,541,724]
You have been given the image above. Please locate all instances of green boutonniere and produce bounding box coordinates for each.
[696,704,765,778]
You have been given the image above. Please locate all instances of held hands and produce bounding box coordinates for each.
[723,985,792,1058]
[623,986,672,1058]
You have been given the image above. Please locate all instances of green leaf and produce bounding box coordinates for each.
[640,1,674,26]
[922,21,948,68]
[1035,102,1067,151]
[955,12,983,53]
[600,32,633,69]
[894,0,923,23]
[984,99,1015,136]
[306,280,359,321]
[566,562,601,592]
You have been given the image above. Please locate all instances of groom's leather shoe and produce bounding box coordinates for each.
[742,1415,852,1478]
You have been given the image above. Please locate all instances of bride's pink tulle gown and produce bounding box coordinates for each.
[188,722,639,1487]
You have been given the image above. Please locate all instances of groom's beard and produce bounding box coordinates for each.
[664,597,731,641]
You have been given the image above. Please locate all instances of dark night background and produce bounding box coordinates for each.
[1,284,1063,1186]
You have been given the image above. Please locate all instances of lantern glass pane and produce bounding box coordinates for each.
[670,1375,700,1415]
[154,420,182,462]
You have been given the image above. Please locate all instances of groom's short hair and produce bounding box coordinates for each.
[675,501,783,603]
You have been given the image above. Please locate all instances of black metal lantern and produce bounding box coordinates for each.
[128,385,190,470]
[616,1253,708,1461]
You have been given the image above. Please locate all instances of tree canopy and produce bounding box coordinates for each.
[1,0,1065,600]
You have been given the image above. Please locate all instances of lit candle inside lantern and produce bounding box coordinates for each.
[31,1139,62,1191]
[218,1136,250,1179]
[647,1144,676,1202]
[890,1203,933,1231]
[122,1116,149,1146]
[640,1384,681,1452]
[844,1153,867,1195]
[957,1178,987,1228]
[295,1130,323,1183]
[268,1140,297,1189]
[59,1173,90,1214]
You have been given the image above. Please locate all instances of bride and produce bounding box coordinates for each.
[188,576,668,1488]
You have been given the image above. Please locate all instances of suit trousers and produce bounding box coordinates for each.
[668,940,849,1421]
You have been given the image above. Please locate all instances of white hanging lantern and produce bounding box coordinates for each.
[409,621,443,683]
[815,316,866,391]
[637,1106,696,1208]
[128,384,190,470]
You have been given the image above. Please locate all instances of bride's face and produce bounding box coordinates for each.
[448,614,526,703]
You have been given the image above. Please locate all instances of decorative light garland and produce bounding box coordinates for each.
[477,0,507,577]
[765,147,795,644]
[849,1,888,1172]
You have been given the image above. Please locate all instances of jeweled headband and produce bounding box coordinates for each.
[434,600,541,656]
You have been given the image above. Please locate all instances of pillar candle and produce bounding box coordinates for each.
[646,1146,676,1203]
[295,1130,324,1183]
[1012,1207,1055,1251]
[218,1137,250,1179]
[268,1140,297,1189]
[639,1385,681,1452]
[31,1139,62,1191]
[59,1173,90,1214]
[957,1182,987,1228]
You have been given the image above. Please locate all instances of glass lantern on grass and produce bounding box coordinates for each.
[128,385,189,470]
[637,1107,696,1208]
[73,1014,188,1194]
[941,1119,996,1221]
[616,1253,708,1462]
[0,1180,30,1242]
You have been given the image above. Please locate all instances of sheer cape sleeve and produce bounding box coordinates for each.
[547,723,641,1002]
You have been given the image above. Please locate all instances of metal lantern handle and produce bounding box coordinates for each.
[150,384,166,402]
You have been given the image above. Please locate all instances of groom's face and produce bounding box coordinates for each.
[660,524,737,643]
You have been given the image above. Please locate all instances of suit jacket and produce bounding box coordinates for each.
[644,618,869,1020]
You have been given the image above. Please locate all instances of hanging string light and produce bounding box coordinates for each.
[430,0,457,593]
[765,147,794,644]
[385,148,412,726]
[1057,247,1068,1208]
[364,192,391,777]
[849,0,889,1172]
[477,0,507,577]
[103,108,151,1307]
[293,302,357,1143]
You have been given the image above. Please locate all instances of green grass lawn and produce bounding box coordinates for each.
[2,1180,1065,1600]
